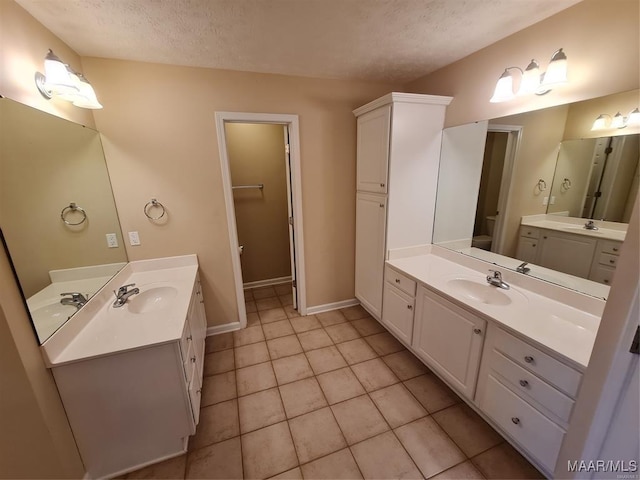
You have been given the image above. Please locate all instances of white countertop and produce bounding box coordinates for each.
[387,247,603,370]
[521,214,627,242]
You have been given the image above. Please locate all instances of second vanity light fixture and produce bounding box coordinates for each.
[591,108,640,131]
[490,48,568,103]
[34,49,103,109]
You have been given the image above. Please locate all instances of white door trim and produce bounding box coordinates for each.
[214,112,307,328]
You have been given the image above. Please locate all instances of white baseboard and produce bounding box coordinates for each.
[306,298,360,316]
[243,276,292,289]
[207,322,241,336]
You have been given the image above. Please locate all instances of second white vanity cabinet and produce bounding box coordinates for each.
[412,285,486,399]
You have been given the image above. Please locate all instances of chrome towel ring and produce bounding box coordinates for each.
[561,178,572,191]
[60,203,87,226]
[144,198,166,220]
[536,179,547,192]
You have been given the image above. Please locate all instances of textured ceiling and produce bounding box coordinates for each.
[16,0,582,83]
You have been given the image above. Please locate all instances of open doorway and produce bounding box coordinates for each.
[215,113,306,329]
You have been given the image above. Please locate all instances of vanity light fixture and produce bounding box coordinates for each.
[35,49,103,109]
[591,108,640,131]
[490,48,568,103]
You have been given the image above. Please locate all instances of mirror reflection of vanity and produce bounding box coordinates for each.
[0,98,127,343]
[433,89,639,299]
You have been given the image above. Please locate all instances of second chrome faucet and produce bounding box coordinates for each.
[113,283,140,308]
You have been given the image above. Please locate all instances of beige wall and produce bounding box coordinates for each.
[405,0,640,128]
[226,123,291,284]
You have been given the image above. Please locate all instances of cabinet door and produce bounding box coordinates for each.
[515,237,539,263]
[412,286,486,399]
[355,192,387,319]
[537,231,596,278]
[381,283,414,346]
[357,105,390,194]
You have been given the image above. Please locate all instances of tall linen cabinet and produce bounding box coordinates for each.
[353,93,452,319]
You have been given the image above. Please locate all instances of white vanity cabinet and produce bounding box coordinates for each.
[476,324,583,476]
[588,239,623,285]
[515,226,541,263]
[412,285,486,399]
[50,274,207,479]
[381,265,416,346]
[353,93,452,319]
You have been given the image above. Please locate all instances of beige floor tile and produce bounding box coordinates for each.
[471,443,543,479]
[234,342,270,369]
[350,317,386,337]
[252,286,278,299]
[274,283,292,296]
[316,367,366,404]
[268,467,302,479]
[186,437,242,479]
[238,388,286,434]
[201,371,237,406]
[404,374,460,413]
[279,293,293,306]
[297,329,333,351]
[433,404,502,457]
[316,310,347,327]
[245,300,257,314]
[246,312,261,327]
[336,338,377,365]
[203,349,235,376]
[325,323,360,344]
[127,454,186,479]
[290,315,321,333]
[305,345,347,374]
[272,353,314,385]
[205,333,233,353]
[279,377,328,418]
[189,399,239,450]
[340,304,370,321]
[263,319,295,340]
[284,305,301,319]
[382,350,429,380]
[350,431,422,480]
[288,407,347,464]
[256,296,282,311]
[244,289,254,301]
[233,325,265,347]
[236,362,277,396]
[431,461,485,479]
[267,335,303,359]
[364,331,405,356]
[260,307,289,324]
[300,448,363,479]
[241,421,298,479]
[369,383,427,428]
[330,395,389,444]
[395,416,466,478]
[350,358,399,392]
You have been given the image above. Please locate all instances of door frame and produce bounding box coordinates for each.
[215,112,307,328]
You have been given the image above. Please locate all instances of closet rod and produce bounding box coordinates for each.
[232,184,264,190]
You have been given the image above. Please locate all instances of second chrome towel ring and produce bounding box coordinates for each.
[61,203,87,226]
[144,198,166,220]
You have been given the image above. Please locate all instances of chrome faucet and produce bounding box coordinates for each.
[487,270,510,290]
[516,262,530,274]
[60,292,88,309]
[584,220,599,230]
[113,283,139,308]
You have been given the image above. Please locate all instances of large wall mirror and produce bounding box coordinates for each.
[0,98,127,343]
[433,89,639,299]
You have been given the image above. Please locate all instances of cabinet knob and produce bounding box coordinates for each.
[524,355,534,364]
[191,356,196,363]
[187,335,192,341]
[473,328,482,335]
[613,247,619,252]
[395,278,400,284]
[380,183,385,188]
[604,279,610,284]
[519,379,529,387]
[379,203,384,208]
[532,243,536,247]
[511,417,521,425]
[407,305,413,310]
[609,259,615,264]
[543,236,547,239]
[196,388,202,394]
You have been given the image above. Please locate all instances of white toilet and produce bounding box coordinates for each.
[472,216,496,250]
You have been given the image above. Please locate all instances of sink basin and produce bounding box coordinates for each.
[562,225,602,233]
[446,278,516,306]
[126,286,178,314]
[32,302,79,320]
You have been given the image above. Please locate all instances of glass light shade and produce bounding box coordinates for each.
[43,50,78,95]
[540,48,568,87]
[591,114,609,131]
[610,112,625,129]
[517,59,540,96]
[626,108,640,127]
[490,70,515,103]
[71,74,103,109]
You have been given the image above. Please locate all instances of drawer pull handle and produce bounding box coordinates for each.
[379,204,384,208]
[511,417,521,425]
[473,328,482,335]
[613,247,619,252]
[407,305,413,310]
[395,278,401,284]
[191,356,196,363]
[604,279,610,284]
[196,388,202,394]
[380,183,385,188]
[524,355,534,364]
[187,335,192,341]
[519,380,529,387]
[532,244,536,247]
[609,259,615,264]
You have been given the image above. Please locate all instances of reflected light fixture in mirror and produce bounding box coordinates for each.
[34,49,103,109]
[490,48,568,103]
[592,108,640,130]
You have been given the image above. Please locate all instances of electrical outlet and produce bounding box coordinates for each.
[128,231,141,246]
[543,196,549,206]
[106,233,118,248]
[550,196,556,205]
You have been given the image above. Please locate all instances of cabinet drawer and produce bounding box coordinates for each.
[519,226,540,239]
[385,265,416,296]
[589,265,616,286]
[381,283,415,346]
[599,240,622,256]
[494,328,582,397]
[597,252,618,267]
[488,350,575,423]
[479,374,565,473]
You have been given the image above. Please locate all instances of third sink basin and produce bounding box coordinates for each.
[127,285,178,314]
[446,278,525,306]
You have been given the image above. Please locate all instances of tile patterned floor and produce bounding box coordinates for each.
[125,284,544,480]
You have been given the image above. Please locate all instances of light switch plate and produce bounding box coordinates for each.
[128,231,141,246]
[106,233,118,248]
[543,196,549,206]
